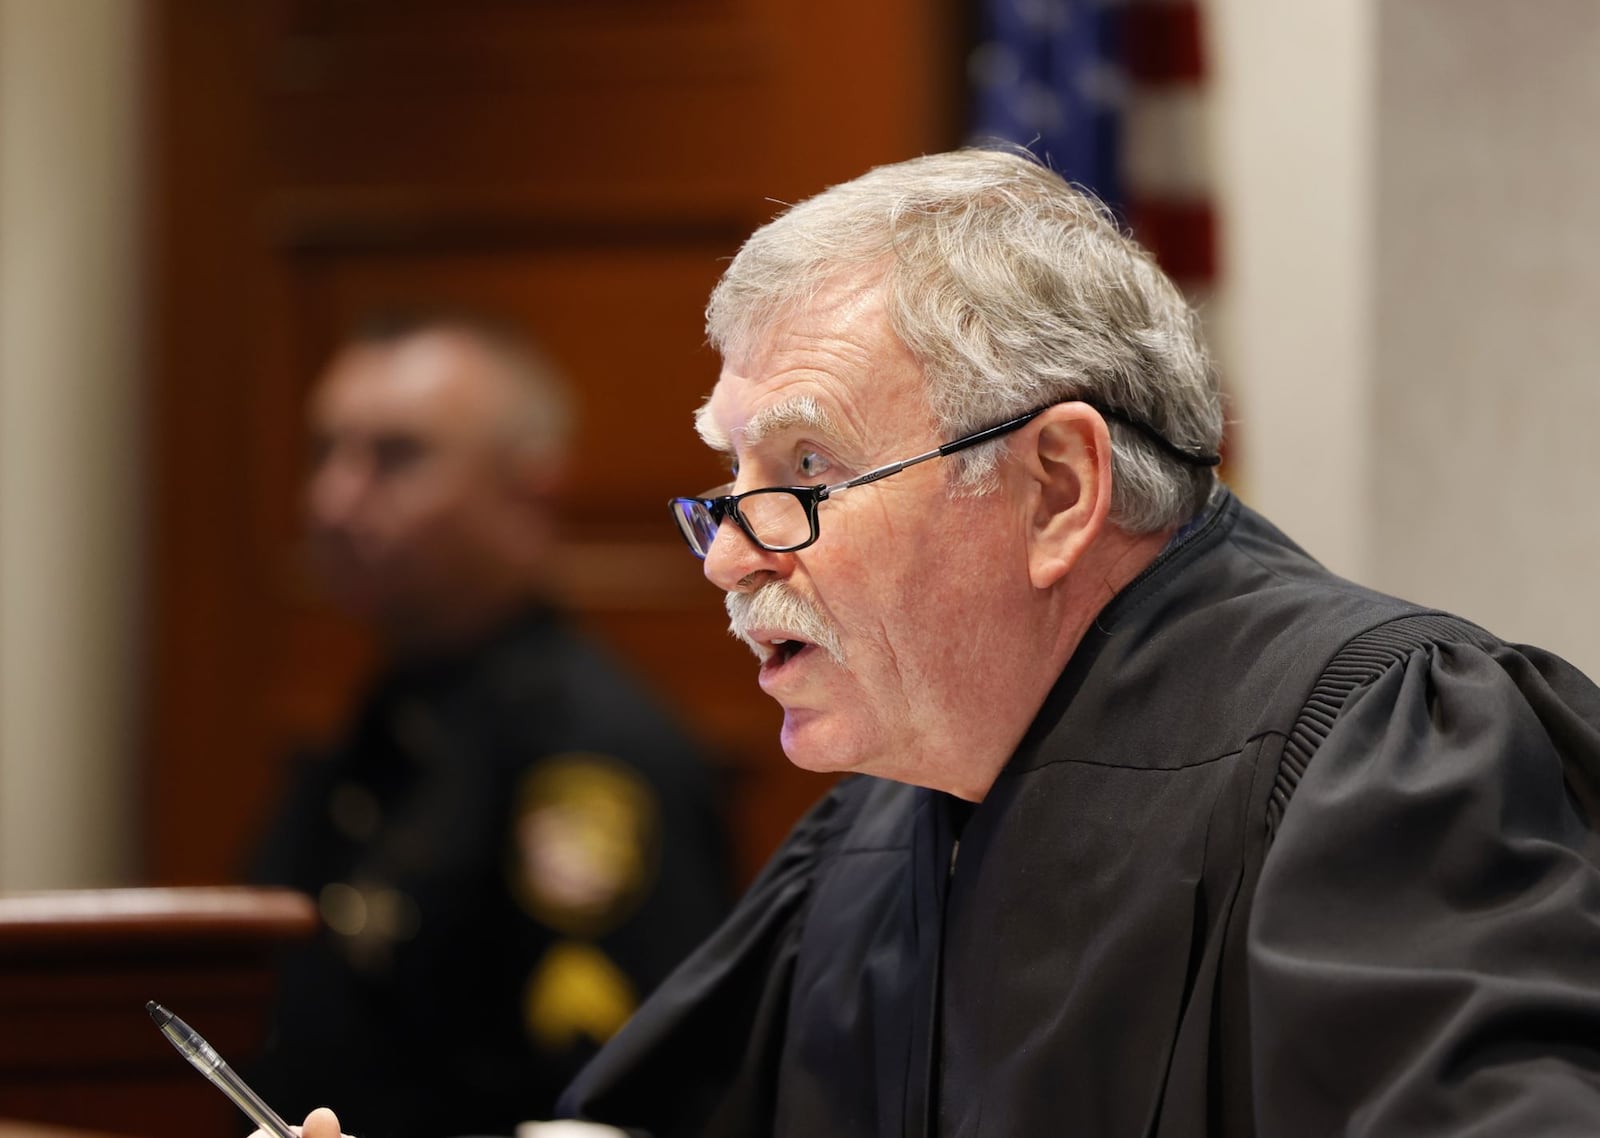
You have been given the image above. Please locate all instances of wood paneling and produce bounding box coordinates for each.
[142,0,959,887]
[0,888,315,1138]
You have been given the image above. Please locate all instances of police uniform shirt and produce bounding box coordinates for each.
[249,605,732,1138]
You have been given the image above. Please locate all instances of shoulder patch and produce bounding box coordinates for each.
[509,752,659,935]
[523,939,637,1051]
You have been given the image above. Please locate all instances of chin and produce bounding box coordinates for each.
[779,710,877,777]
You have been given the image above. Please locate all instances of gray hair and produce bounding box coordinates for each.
[705,148,1223,532]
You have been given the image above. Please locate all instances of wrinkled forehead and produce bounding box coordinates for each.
[693,279,933,457]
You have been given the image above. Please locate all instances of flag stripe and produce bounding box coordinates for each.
[1125,198,1216,285]
[1123,2,1205,85]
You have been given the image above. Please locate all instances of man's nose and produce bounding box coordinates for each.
[307,456,369,527]
[702,517,789,594]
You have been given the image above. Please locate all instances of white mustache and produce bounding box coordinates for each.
[725,583,846,665]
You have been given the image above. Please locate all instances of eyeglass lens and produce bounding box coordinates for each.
[671,499,720,554]
[731,489,811,550]
[674,488,815,556]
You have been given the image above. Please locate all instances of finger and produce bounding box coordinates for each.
[300,1106,345,1138]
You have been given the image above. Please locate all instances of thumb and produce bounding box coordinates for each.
[301,1107,345,1138]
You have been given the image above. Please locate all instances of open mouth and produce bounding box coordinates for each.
[769,637,808,666]
[727,585,841,672]
[747,631,816,671]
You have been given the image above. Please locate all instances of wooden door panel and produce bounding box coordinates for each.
[143,0,958,887]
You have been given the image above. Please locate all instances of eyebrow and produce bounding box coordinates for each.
[694,394,840,452]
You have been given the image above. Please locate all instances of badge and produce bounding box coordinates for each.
[509,752,659,936]
[522,939,637,1050]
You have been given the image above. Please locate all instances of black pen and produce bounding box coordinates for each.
[147,1000,298,1138]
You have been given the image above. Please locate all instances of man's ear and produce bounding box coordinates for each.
[1023,404,1113,589]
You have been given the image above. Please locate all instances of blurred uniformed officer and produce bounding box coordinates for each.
[247,311,733,1138]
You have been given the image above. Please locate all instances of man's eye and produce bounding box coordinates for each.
[307,434,334,471]
[798,450,830,479]
[373,436,424,474]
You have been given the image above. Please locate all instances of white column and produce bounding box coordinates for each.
[1211,0,1600,676]
[1369,0,1600,676]
[0,0,144,888]
[1206,0,1377,583]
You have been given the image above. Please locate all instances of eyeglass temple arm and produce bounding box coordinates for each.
[950,402,1221,468]
[823,445,943,496]
[823,408,1048,498]
[937,407,1048,456]
[820,397,1219,502]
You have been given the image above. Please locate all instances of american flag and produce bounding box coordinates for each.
[969,0,1215,290]
[968,0,1231,457]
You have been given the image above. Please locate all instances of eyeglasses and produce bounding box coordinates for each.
[667,399,1219,560]
[667,406,1046,559]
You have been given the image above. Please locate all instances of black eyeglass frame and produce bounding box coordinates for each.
[667,398,1219,559]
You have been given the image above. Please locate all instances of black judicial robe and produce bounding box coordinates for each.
[559,491,1600,1137]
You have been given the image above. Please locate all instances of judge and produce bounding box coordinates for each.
[299,149,1600,1137]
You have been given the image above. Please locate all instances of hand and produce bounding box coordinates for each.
[299,1108,345,1138]
[249,1107,348,1138]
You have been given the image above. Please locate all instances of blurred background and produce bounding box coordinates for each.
[1,0,1598,893]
